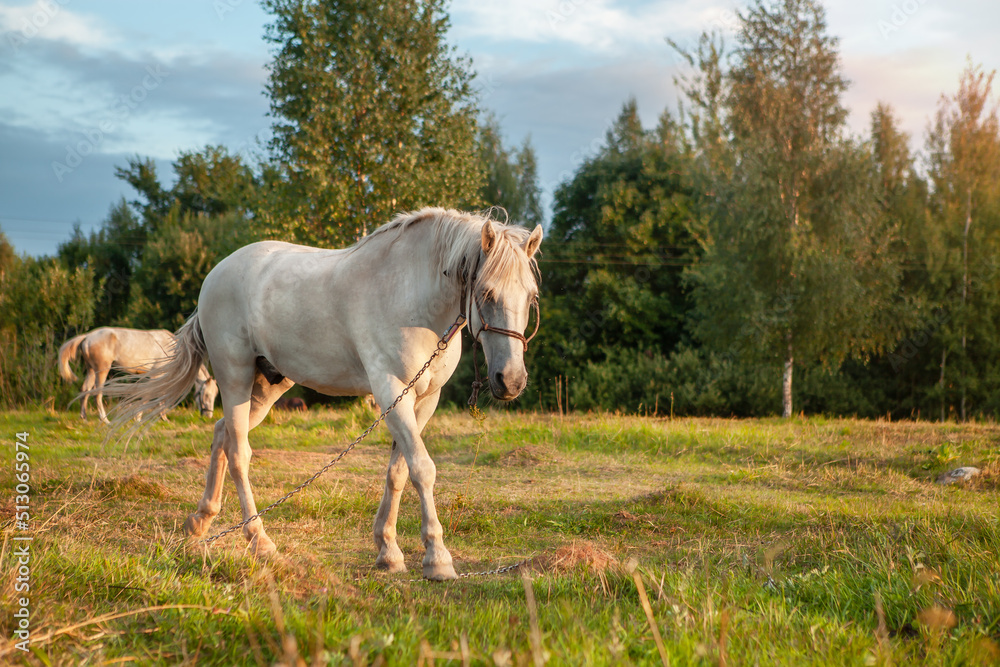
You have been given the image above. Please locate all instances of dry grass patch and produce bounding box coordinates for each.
[95,474,169,499]
[530,540,618,575]
[494,445,549,467]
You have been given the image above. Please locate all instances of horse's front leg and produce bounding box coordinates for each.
[374,389,442,573]
[379,388,455,581]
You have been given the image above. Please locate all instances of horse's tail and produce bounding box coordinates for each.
[58,334,87,382]
[105,310,209,441]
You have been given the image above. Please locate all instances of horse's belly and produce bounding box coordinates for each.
[273,352,371,397]
[293,361,371,397]
[297,378,371,397]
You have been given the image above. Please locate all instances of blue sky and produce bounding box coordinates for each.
[1,0,997,256]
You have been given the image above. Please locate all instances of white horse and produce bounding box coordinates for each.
[59,327,218,422]
[106,208,542,580]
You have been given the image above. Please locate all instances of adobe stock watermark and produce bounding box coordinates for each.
[885,268,996,373]
[667,8,740,65]
[4,0,71,52]
[232,127,271,163]
[539,116,616,195]
[51,64,169,183]
[546,0,589,30]
[214,0,245,21]
[477,71,502,101]
[11,431,32,653]
[877,0,929,40]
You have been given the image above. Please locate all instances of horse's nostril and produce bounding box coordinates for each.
[494,371,504,387]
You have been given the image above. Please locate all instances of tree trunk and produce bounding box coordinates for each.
[960,188,971,421]
[782,335,793,418]
[939,348,948,422]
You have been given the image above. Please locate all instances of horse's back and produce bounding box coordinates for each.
[96,327,174,372]
[197,241,370,395]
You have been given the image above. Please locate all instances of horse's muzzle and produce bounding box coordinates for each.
[490,371,526,401]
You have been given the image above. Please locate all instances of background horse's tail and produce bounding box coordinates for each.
[58,333,87,382]
[104,310,209,441]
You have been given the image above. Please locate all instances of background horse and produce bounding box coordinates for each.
[59,327,218,422]
[105,207,542,580]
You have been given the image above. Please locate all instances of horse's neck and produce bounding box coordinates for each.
[377,233,464,326]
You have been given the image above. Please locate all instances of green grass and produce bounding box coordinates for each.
[1,406,999,665]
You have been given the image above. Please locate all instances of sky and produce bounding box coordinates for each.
[0,0,997,257]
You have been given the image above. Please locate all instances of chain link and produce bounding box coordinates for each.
[456,555,536,578]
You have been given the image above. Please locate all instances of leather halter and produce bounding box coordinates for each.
[460,251,540,405]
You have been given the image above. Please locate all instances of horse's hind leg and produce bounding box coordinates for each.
[184,418,229,538]
[185,375,293,543]
[95,367,111,424]
[80,368,96,419]
[374,389,441,573]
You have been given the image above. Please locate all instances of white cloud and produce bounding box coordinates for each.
[0,1,115,50]
[450,0,740,56]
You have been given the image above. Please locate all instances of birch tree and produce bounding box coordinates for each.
[261,0,484,245]
[926,63,1000,420]
[680,0,902,417]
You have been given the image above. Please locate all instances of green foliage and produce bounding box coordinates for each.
[523,100,696,412]
[261,0,484,245]
[127,210,246,329]
[14,1,1000,421]
[0,233,96,406]
[923,63,1000,420]
[58,146,258,331]
[58,200,145,325]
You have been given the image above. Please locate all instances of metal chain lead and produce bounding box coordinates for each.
[201,310,536,580]
[203,315,464,546]
[456,555,536,578]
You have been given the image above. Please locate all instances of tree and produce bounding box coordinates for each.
[0,229,15,283]
[925,62,1000,420]
[127,211,245,329]
[859,103,932,415]
[59,146,259,329]
[261,0,484,246]
[0,248,96,406]
[679,0,903,417]
[523,100,697,412]
[58,200,145,326]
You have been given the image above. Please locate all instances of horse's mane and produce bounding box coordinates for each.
[352,207,539,298]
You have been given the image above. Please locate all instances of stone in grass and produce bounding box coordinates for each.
[936,466,981,485]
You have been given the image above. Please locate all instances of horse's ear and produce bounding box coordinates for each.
[522,224,543,258]
[481,221,497,253]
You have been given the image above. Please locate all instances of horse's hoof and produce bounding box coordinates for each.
[249,533,278,559]
[375,556,408,573]
[422,562,458,581]
[375,544,407,573]
[183,513,210,538]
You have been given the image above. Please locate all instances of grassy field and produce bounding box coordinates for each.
[1,404,999,665]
